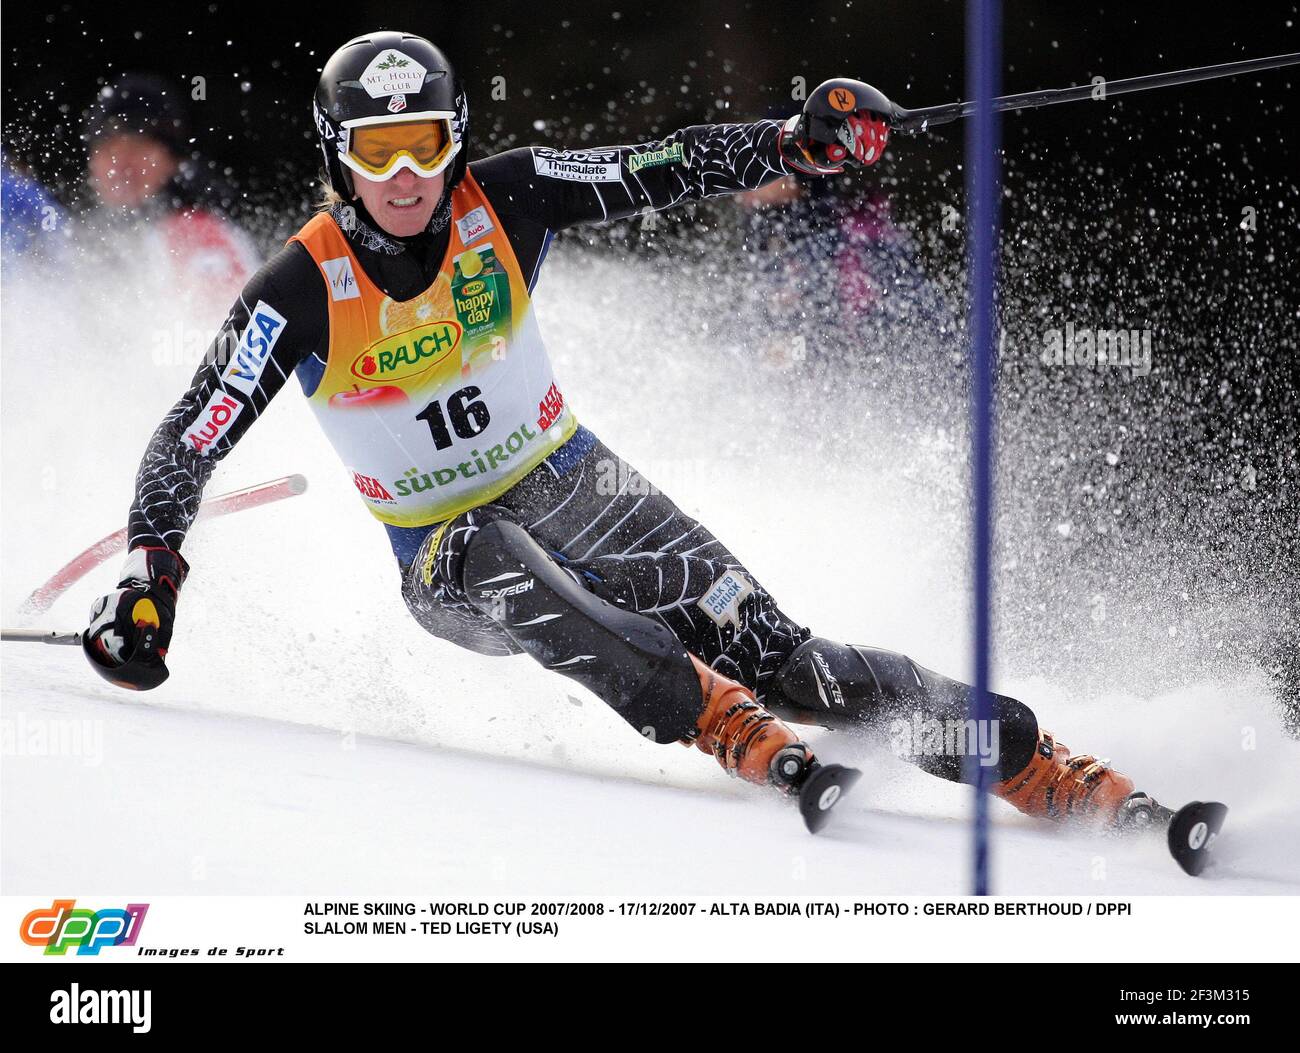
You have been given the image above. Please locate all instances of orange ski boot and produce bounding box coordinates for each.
[992,729,1164,829]
[685,655,816,792]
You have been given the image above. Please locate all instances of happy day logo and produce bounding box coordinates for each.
[20,899,149,956]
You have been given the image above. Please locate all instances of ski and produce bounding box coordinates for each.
[1164,801,1230,878]
[799,763,863,834]
[1120,794,1230,877]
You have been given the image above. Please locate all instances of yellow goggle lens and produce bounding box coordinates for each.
[347,120,452,175]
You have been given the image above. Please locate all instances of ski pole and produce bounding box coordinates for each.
[885,51,1300,132]
[1,629,82,646]
[17,473,308,616]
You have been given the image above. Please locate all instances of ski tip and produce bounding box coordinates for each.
[1167,800,1229,877]
[799,763,862,834]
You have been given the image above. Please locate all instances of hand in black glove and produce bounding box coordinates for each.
[780,78,894,175]
[83,547,188,690]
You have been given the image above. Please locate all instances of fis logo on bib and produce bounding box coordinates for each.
[20,899,149,956]
[321,257,360,301]
[221,300,287,395]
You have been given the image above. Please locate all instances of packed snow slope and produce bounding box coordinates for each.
[3,243,1298,896]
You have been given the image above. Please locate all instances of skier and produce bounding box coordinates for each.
[82,72,258,304]
[83,30,1168,831]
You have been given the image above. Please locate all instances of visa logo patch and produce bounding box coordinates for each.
[321,256,360,302]
[221,301,287,395]
[456,206,494,245]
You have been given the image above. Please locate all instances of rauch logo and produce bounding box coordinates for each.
[20,899,149,956]
[350,321,462,383]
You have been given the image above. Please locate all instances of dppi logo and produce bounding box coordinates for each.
[21,899,149,956]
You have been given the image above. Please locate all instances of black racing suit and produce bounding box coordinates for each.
[126,120,1039,781]
[128,121,794,553]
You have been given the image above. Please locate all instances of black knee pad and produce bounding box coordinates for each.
[397,507,526,657]
[766,638,1038,781]
[400,570,522,658]
[463,519,702,743]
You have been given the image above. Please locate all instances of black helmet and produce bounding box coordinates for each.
[313,31,468,198]
[84,72,191,156]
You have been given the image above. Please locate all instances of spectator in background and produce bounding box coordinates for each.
[1,154,68,263]
[833,188,956,336]
[731,118,956,373]
[81,72,258,301]
[733,169,844,368]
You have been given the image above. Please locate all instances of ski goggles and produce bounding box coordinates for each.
[339,113,459,182]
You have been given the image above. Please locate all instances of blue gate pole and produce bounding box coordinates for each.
[965,0,1002,897]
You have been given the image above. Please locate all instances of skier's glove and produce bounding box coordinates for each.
[780,78,893,175]
[83,547,188,691]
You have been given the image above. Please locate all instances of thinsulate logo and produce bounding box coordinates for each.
[350,320,462,383]
[20,899,149,956]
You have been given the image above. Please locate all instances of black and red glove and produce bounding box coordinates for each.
[780,78,894,175]
[83,547,188,691]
